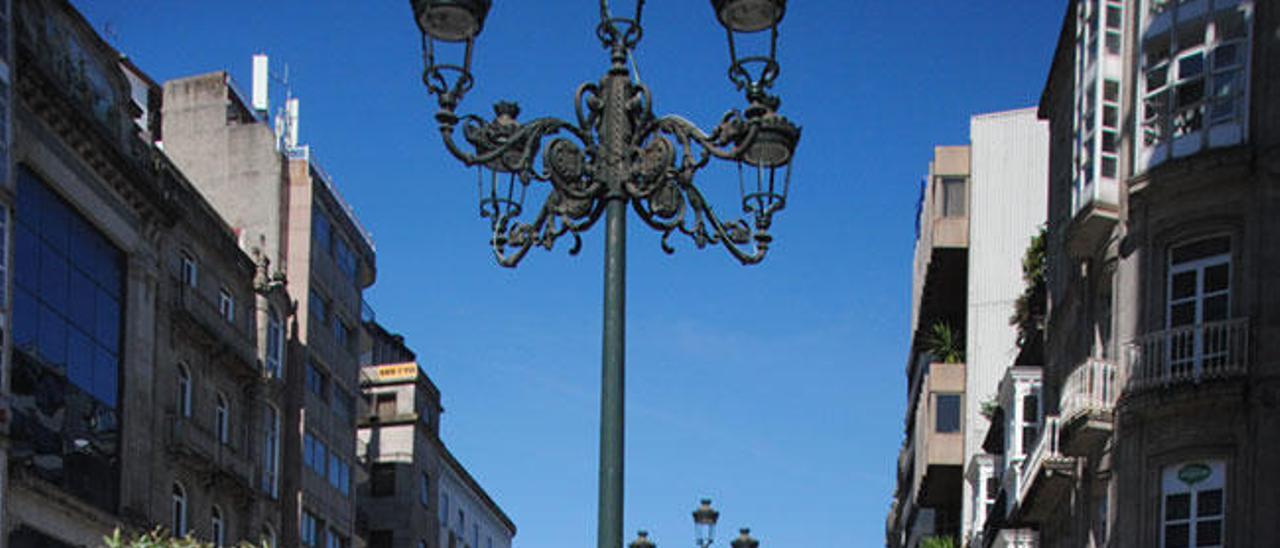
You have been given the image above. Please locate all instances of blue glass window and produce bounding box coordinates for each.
[10,166,123,512]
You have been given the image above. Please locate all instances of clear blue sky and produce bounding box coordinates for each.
[75,1,1064,546]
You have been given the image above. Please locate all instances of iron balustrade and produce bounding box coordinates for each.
[1017,415,1064,506]
[1060,357,1119,424]
[1125,317,1250,391]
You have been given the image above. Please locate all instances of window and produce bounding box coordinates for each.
[940,177,966,217]
[1139,0,1251,168]
[262,404,280,497]
[11,168,125,511]
[172,483,188,537]
[327,528,349,548]
[215,392,230,444]
[301,511,321,548]
[420,471,431,507]
[441,492,450,522]
[935,393,961,433]
[372,463,395,497]
[1167,236,1231,375]
[312,207,332,255]
[334,236,358,284]
[1161,461,1225,548]
[334,388,355,424]
[178,363,193,417]
[334,318,352,352]
[262,526,277,548]
[309,289,329,327]
[304,432,329,476]
[218,288,235,322]
[1020,391,1041,455]
[473,524,479,548]
[211,505,225,546]
[329,453,351,496]
[307,361,330,401]
[376,393,397,421]
[266,308,284,378]
[181,252,198,288]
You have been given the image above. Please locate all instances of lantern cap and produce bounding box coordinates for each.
[412,0,492,42]
[741,111,800,168]
[629,530,656,548]
[730,528,759,548]
[710,0,786,33]
[693,499,721,526]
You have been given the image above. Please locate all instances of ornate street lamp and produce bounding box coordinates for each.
[632,499,761,548]
[410,2,798,547]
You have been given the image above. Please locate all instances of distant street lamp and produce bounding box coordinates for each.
[409,2,798,548]
[629,499,761,548]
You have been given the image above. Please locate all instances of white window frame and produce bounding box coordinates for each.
[262,525,278,548]
[218,287,235,322]
[1137,0,1253,170]
[181,252,198,288]
[1161,460,1226,548]
[266,307,284,378]
[211,505,225,546]
[215,392,230,444]
[172,482,188,537]
[262,404,280,498]
[1166,236,1231,375]
[178,362,193,418]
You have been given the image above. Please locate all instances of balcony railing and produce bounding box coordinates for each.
[1060,357,1119,424]
[1018,416,1064,505]
[1125,318,1250,392]
[166,414,256,491]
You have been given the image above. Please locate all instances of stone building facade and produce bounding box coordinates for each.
[162,66,377,548]
[3,0,293,545]
[979,0,1279,546]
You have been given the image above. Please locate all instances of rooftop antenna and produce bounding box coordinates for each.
[264,59,299,151]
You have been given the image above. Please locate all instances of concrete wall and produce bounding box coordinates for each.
[961,108,1048,540]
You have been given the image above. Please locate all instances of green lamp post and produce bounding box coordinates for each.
[409,2,796,547]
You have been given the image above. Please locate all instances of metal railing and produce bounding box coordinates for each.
[1125,318,1250,392]
[1017,416,1062,504]
[1060,357,1119,424]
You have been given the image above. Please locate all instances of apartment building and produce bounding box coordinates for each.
[979,0,1279,546]
[357,361,444,548]
[4,0,292,545]
[356,321,516,548]
[888,110,1049,548]
[162,66,377,547]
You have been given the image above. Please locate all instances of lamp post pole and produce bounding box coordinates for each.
[409,3,797,547]
[598,48,630,548]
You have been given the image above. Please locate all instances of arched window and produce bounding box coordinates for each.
[266,307,284,379]
[261,525,278,548]
[261,404,280,497]
[177,363,192,417]
[215,392,230,444]
[210,505,225,546]
[171,482,188,536]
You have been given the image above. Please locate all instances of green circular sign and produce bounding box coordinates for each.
[1178,463,1212,485]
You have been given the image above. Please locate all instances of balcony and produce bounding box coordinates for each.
[1013,416,1074,523]
[1125,318,1250,393]
[165,414,256,493]
[1059,357,1119,456]
[170,276,257,377]
[1066,180,1119,258]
